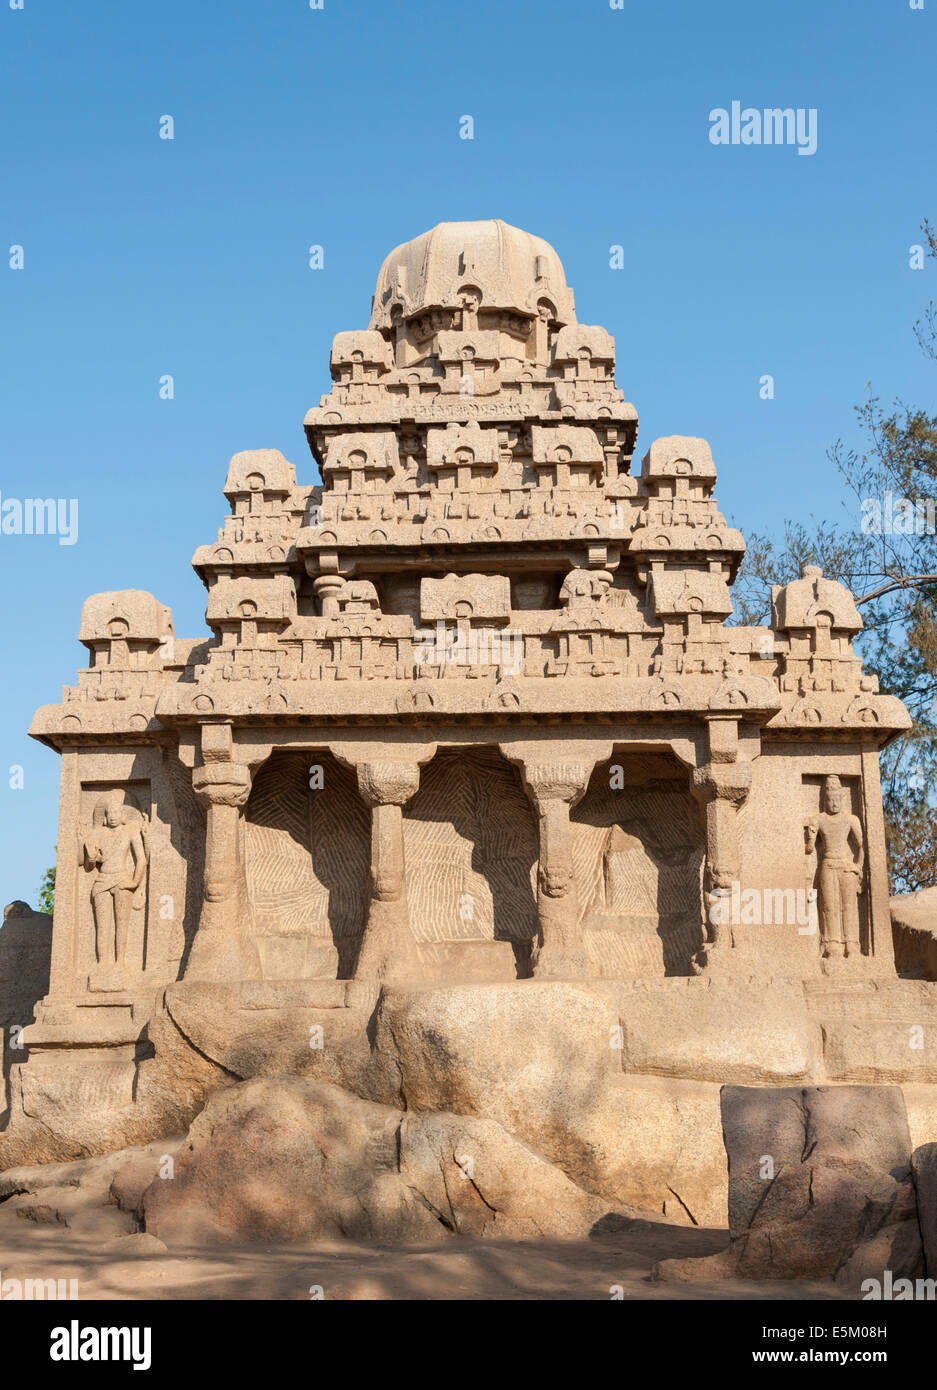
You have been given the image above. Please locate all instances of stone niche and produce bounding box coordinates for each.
[245,751,370,980]
[52,747,200,1001]
[245,746,539,982]
[574,753,704,978]
[404,747,538,979]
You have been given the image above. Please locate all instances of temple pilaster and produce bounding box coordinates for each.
[691,757,752,953]
[522,761,593,979]
[353,760,425,984]
[186,725,261,982]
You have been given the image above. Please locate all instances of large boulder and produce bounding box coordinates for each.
[654,1085,925,1289]
[912,1141,937,1276]
[362,981,730,1224]
[364,982,734,1224]
[367,982,618,1156]
[141,1075,639,1246]
[142,1077,413,1245]
[891,886,937,980]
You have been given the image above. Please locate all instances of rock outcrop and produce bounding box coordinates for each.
[141,1076,641,1246]
[654,1085,926,1289]
[892,886,937,980]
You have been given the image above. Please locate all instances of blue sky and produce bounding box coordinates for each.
[1,0,934,907]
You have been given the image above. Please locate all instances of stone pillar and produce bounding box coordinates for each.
[353,760,425,985]
[186,749,261,982]
[312,574,345,618]
[524,762,591,979]
[691,759,752,954]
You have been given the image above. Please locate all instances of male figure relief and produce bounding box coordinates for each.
[83,793,147,967]
[805,775,864,959]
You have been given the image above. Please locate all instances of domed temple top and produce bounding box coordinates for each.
[369,219,577,332]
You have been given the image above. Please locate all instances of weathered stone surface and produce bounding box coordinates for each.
[0,902,52,1119]
[612,977,816,1084]
[141,1076,635,1247]
[589,1076,728,1227]
[109,1138,184,1215]
[0,996,227,1170]
[143,1077,414,1246]
[367,982,617,1172]
[655,1085,924,1287]
[363,982,730,1224]
[0,1143,157,1241]
[892,886,937,980]
[822,1020,937,1084]
[102,1232,168,1256]
[162,980,379,1098]
[720,1085,807,1237]
[397,1110,623,1239]
[911,1141,937,1276]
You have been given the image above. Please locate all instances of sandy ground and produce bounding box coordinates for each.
[0,1208,848,1301]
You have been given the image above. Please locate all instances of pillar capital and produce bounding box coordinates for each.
[356,760,421,808]
[192,761,252,811]
[691,759,751,809]
[312,573,346,617]
[522,760,591,810]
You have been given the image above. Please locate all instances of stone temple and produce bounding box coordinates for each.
[7,221,937,1259]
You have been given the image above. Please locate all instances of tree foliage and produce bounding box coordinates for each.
[37,860,55,918]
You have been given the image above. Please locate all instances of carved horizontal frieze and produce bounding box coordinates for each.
[149,672,785,724]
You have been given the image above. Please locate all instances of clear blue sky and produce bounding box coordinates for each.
[1,0,934,908]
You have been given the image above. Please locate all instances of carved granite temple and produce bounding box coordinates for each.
[7,222,924,1197]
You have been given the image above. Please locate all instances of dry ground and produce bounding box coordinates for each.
[0,1205,848,1300]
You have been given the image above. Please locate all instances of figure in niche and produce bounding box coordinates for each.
[805,775,864,960]
[82,791,148,971]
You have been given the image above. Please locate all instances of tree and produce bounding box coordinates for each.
[37,859,55,917]
[733,222,937,894]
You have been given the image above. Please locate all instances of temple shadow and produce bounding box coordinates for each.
[403,747,538,977]
[572,755,705,977]
[245,750,370,979]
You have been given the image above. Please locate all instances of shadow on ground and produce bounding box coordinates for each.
[0,1207,848,1301]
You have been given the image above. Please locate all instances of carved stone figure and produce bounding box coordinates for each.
[805,775,865,960]
[82,791,147,972]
